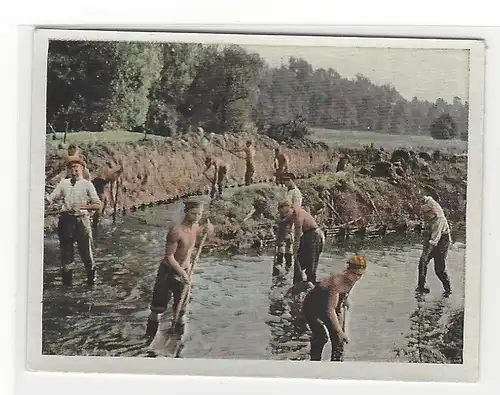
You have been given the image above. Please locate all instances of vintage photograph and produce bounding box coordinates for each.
[27,30,484,381]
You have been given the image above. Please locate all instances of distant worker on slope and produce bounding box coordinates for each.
[302,255,367,361]
[416,202,452,296]
[274,147,289,186]
[203,155,230,198]
[233,140,256,186]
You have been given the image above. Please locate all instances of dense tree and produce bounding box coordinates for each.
[430,113,458,140]
[46,41,470,141]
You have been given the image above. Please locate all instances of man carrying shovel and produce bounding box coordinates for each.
[145,198,214,340]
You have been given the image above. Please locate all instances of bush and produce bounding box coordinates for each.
[260,115,310,142]
[430,114,458,140]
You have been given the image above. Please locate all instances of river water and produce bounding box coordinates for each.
[42,193,466,362]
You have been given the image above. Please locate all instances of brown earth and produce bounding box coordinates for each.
[44,131,334,230]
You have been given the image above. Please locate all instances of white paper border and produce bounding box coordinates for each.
[23,28,485,383]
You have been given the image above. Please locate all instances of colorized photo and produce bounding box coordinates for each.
[28,31,484,381]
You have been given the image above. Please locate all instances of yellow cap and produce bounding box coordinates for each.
[346,255,367,274]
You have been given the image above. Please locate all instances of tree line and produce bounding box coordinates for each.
[47,41,469,141]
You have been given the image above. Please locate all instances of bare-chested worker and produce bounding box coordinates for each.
[203,156,229,198]
[278,199,325,284]
[274,148,289,186]
[243,140,256,186]
[302,255,367,361]
[275,173,303,270]
[91,163,124,232]
[145,198,214,339]
[336,153,350,172]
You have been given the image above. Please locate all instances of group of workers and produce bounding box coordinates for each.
[44,138,455,362]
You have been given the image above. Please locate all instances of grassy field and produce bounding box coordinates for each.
[46,128,469,153]
[308,128,468,153]
[45,130,166,149]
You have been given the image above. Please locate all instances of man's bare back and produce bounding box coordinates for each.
[276,153,288,170]
[284,206,318,231]
[245,146,256,164]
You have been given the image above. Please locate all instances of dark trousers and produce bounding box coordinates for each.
[303,292,344,361]
[57,213,94,274]
[211,166,228,198]
[244,162,255,186]
[296,228,325,284]
[150,264,188,322]
[418,234,451,291]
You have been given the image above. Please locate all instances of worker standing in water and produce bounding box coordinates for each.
[45,156,101,286]
[275,173,303,270]
[416,202,452,296]
[145,198,214,339]
[302,255,367,361]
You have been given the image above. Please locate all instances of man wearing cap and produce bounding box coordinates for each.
[275,174,304,270]
[146,198,214,339]
[302,256,367,361]
[45,155,102,286]
[417,202,452,295]
[278,199,325,284]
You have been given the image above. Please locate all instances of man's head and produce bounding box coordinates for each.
[184,198,204,224]
[344,255,367,284]
[278,198,293,218]
[205,156,213,167]
[274,148,280,156]
[66,155,84,179]
[420,203,436,220]
[282,172,296,188]
[246,140,252,147]
[67,144,77,156]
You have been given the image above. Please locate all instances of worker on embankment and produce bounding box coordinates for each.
[203,156,230,198]
[274,148,289,186]
[145,198,214,339]
[416,202,452,296]
[91,163,124,233]
[45,155,102,286]
[302,255,367,361]
[278,199,325,284]
[241,140,256,186]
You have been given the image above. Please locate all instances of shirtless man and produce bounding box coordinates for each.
[302,255,367,361]
[243,140,256,186]
[91,163,124,233]
[274,148,289,186]
[203,156,229,198]
[278,199,325,284]
[146,198,214,338]
[275,174,303,269]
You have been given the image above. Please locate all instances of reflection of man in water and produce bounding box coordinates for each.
[302,255,366,361]
[417,203,452,296]
[45,156,102,286]
[146,199,214,339]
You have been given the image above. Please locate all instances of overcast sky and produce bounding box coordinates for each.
[240,45,470,104]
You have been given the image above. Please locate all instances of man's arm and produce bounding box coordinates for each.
[325,288,344,334]
[293,215,302,255]
[163,229,190,283]
[46,180,63,204]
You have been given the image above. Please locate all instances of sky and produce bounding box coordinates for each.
[240,45,470,104]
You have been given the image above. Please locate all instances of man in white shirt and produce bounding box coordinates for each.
[416,203,452,296]
[46,156,102,286]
